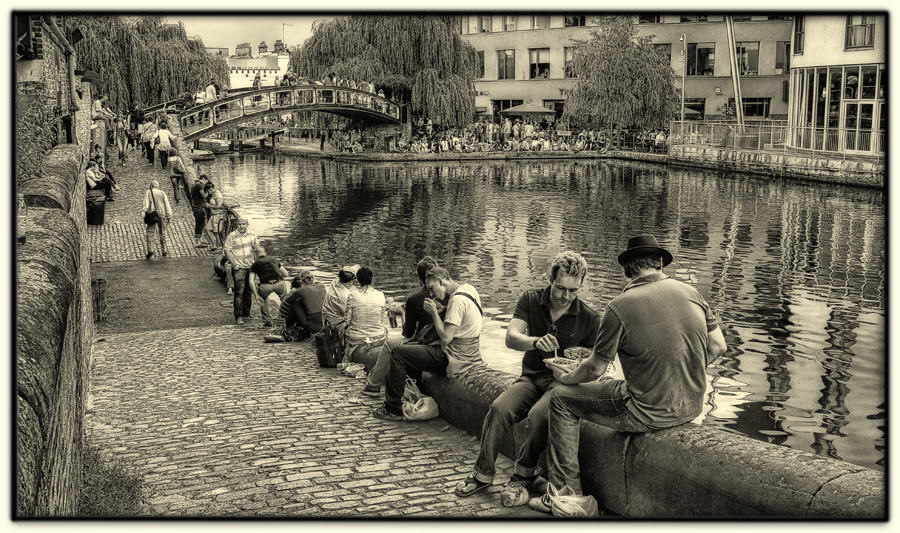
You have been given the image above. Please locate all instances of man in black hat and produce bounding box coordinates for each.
[529,234,727,513]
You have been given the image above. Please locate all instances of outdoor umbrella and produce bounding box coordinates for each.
[499,102,556,116]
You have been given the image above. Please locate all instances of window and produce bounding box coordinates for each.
[529,48,550,79]
[846,15,875,49]
[565,15,586,27]
[564,47,576,78]
[681,15,708,23]
[794,16,804,54]
[459,17,465,34]
[653,43,671,65]
[729,97,771,118]
[478,16,491,33]
[768,15,792,21]
[532,15,549,29]
[775,41,790,74]
[503,15,517,32]
[476,51,484,79]
[735,42,759,75]
[683,98,706,120]
[497,49,515,80]
[492,99,524,114]
[638,15,661,24]
[687,43,715,76]
[731,15,752,22]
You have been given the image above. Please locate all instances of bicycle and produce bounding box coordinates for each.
[212,202,241,248]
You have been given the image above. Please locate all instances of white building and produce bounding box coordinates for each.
[226,41,291,90]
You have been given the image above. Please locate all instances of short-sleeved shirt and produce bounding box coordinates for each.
[346,287,387,341]
[400,287,449,339]
[250,257,284,284]
[594,272,718,429]
[191,181,206,206]
[224,230,258,269]
[513,286,601,379]
[442,284,484,378]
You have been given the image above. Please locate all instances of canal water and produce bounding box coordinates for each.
[197,152,885,472]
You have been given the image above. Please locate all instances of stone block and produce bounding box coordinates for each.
[808,470,886,518]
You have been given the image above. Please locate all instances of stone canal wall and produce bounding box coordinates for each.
[350,349,885,518]
[17,144,94,516]
[668,144,884,188]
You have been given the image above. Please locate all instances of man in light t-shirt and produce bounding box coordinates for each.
[373,266,484,421]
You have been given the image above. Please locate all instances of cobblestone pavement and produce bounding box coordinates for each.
[88,326,547,518]
[90,145,220,263]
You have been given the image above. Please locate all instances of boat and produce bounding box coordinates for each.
[190,149,215,161]
[197,138,232,153]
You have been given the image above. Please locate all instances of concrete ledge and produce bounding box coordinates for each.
[20,144,83,211]
[348,348,885,517]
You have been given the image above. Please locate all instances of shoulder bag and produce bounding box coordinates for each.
[414,292,483,345]
[144,189,162,225]
[313,319,345,368]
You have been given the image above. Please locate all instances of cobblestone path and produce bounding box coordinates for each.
[88,326,545,517]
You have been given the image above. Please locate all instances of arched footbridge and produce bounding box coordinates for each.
[148,85,402,141]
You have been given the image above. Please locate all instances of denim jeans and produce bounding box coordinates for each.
[144,218,167,255]
[472,375,557,484]
[232,268,253,319]
[366,332,408,388]
[384,343,446,415]
[258,281,287,322]
[547,380,653,495]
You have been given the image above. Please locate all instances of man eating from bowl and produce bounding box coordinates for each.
[454,251,601,505]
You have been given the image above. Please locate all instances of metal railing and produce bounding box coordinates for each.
[668,121,884,159]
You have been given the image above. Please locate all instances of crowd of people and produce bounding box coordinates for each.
[213,229,727,515]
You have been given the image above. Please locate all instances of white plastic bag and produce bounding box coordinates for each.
[402,396,440,421]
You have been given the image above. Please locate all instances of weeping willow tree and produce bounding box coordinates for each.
[562,16,679,132]
[290,16,477,127]
[63,15,229,111]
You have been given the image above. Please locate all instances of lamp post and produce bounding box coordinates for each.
[282,23,292,45]
[680,33,686,123]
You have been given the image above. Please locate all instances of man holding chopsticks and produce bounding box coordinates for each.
[454,251,601,503]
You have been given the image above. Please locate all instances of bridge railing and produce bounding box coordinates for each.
[178,85,401,138]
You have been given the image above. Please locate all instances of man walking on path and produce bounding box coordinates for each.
[249,246,290,327]
[190,174,210,247]
[373,266,484,421]
[529,234,727,513]
[224,217,260,325]
[454,251,601,500]
[141,180,172,260]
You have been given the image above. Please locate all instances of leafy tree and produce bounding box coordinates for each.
[562,16,679,133]
[290,16,477,127]
[64,16,229,111]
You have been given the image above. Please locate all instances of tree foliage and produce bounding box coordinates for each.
[63,16,230,111]
[290,16,477,126]
[562,16,679,130]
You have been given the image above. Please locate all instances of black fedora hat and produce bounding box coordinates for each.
[617,234,673,267]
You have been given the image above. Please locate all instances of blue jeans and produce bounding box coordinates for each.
[547,380,653,495]
[472,375,557,484]
[384,343,446,415]
[367,332,407,388]
[232,268,253,319]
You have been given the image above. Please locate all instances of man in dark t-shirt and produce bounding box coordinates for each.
[280,269,327,338]
[249,246,289,326]
[454,251,601,501]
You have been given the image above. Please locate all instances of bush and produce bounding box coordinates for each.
[77,442,143,517]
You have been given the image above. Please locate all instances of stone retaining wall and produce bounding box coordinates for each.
[668,144,883,188]
[17,144,94,516]
[349,349,885,518]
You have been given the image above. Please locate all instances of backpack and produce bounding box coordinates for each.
[313,321,344,367]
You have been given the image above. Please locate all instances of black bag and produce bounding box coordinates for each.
[313,321,344,368]
[144,189,162,224]
[414,292,482,345]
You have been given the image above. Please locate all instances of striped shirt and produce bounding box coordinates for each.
[345,286,386,342]
[224,229,259,269]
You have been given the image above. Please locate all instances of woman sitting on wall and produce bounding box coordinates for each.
[85,160,115,201]
[343,266,387,365]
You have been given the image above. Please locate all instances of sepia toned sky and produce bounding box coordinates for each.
[175,15,334,53]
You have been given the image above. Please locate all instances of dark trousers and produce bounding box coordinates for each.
[384,343,447,415]
[232,268,253,319]
[143,141,155,164]
[192,207,207,238]
[159,150,169,169]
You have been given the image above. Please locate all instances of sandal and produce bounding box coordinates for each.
[454,475,491,498]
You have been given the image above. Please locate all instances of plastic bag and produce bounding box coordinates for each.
[401,378,439,420]
[550,493,599,517]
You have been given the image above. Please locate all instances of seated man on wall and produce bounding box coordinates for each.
[279,269,328,340]
[360,256,446,397]
[529,235,728,514]
[249,246,290,327]
[454,251,602,501]
[372,267,484,421]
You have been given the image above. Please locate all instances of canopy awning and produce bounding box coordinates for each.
[499,102,556,116]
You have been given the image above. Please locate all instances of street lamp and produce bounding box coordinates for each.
[282,23,292,45]
[680,33,686,123]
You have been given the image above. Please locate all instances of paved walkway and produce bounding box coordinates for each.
[86,144,546,518]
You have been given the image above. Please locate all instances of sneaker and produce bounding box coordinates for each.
[227,288,233,295]
[235,317,244,325]
[372,406,403,421]
[528,483,576,514]
[499,473,539,507]
[360,384,381,397]
[146,251,154,260]
[162,251,168,257]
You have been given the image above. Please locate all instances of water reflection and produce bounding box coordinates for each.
[196,154,885,471]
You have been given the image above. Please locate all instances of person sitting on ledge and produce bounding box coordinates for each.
[528,234,727,514]
[373,266,484,421]
[322,265,360,334]
[279,269,327,340]
[85,160,115,201]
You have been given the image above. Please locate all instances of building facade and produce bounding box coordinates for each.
[457,14,793,123]
[226,40,292,90]
[787,14,885,155]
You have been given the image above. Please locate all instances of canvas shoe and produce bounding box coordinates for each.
[372,406,403,421]
[360,384,382,397]
[499,472,540,507]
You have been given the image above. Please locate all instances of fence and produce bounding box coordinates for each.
[668,121,884,160]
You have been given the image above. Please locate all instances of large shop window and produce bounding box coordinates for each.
[529,48,550,79]
[729,97,771,118]
[497,50,516,80]
[564,47,577,78]
[735,42,759,75]
[687,43,715,76]
[846,15,875,49]
[683,98,706,120]
[775,41,790,74]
